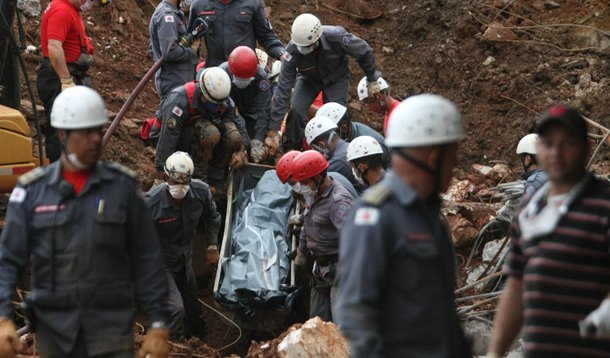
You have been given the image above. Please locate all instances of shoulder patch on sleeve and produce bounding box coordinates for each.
[172,106,183,117]
[362,184,392,206]
[336,203,350,218]
[17,167,46,186]
[283,51,292,62]
[106,162,137,179]
[354,207,379,226]
[341,35,350,46]
[8,187,26,203]
[164,15,174,23]
[259,79,270,91]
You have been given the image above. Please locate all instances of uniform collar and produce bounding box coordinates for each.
[47,161,113,187]
[318,177,335,199]
[384,171,417,206]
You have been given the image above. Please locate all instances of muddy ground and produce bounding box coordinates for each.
[5,0,610,356]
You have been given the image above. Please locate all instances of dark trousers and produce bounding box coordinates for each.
[36,60,91,162]
[38,327,132,358]
[166,268,206,340]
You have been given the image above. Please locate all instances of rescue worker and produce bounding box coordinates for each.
[334,94,471,357]
[292,150,354,322]
[0,87,169,357]
[146,151,221,341]
[316,101,391,168]
[304,116,363,193]
[218,46,272,163]
[346,135,386,188]
[37,0,110,162]
[276,151,358,200]
[187,0,285,67]
[488,105,610,358]
[516,133,548,197]
[270,13,382,151]
[149,0,199,99]
[154,67,250,187]
[357,76,399,136]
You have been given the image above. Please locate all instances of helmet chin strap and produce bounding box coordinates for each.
[393,146,446,197]
[60,133,89,170]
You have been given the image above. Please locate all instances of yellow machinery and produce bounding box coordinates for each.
[0,105,43,193]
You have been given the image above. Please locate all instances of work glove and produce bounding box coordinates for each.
[580,298,610,337]
[288,214,302,226]
[293,249,306,267]
[0,318,22,358]
[137,327,169,358]
[250,139,265,164]
[264,130,281,156]
[229,149,248,170]
[60,76,76,91]
[366,80,381,97]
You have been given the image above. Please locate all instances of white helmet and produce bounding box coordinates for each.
[291,13,322,46]
[347,136,384,162]
[269,60,282,80]
[164,151,194,183]
[385,94,464,147]
[304,116,337,145]
[357,76,389,101]
[316,102,347,124]
[199,67,231,103]
[516,133,539,155]
[51,86,108,129]
[255,48,268,69]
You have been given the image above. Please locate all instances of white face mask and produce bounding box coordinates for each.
[168,184,190,199]
[79,0,95,12]
[232,76,253,89]
[352,167,365,186]
[67,153,89,170]
[297,43,316,55]
[290,182,302,194]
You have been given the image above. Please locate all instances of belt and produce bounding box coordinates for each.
[313,253,338,265]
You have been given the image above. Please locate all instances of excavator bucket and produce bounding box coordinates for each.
[0,105,41,193]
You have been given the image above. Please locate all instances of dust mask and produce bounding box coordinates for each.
[168,184,189,199]
[297,42,317,55]
[352,167,365,186]
[80,0,95,12]
[233,76,253,89]
[290,182,302,194]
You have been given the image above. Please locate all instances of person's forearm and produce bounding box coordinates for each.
[489,277,524,355]
[47,40,71,79]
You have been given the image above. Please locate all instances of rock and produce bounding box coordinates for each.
[490,163,511,181]
[466,264,487,290]
[463,320,492,356]
[482,56,495,66]
[578,73,592,90]
[544,0,560,9]
[17,0,41,17]
[20,100,45,124]
[482,239,509,263]
[483,22,517,42]
[277,317,349,358]
[444,180,476,202]
[446,214,479,248]
[472,164,493,177]
[382,46,394,54]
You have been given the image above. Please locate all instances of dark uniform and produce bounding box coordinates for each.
[271,26,380,150]
[145,180,221,340]
[329,139,363,193]
[334,172,471,357]
[154,81,250,184]
[218,61,272,142]
[0,161,168,356]
[523,168,548,198]
[188,0,284,67]
[299,178,354,322]
[149,0,198,98]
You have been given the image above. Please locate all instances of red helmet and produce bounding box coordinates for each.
[276,151,301,183]
[292,150,329,181]
[228,46,258,79]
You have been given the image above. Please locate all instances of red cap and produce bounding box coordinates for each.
[228,46,258,79]
[291,150,329,181]
[276,151,301,183]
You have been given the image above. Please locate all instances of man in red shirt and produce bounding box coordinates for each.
[356,76,399,136]
[36,0,110,163]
